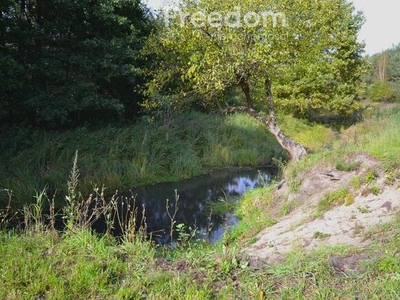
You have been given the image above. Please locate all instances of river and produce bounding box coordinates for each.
[107,167,277,244]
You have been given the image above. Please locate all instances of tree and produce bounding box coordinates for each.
[0,0,153,128]
[387,44,400,101]
[376,52,388,82]
[369,51,393,101]
[366,46,400,102]
[144,0,366,161]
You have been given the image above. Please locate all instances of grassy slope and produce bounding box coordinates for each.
[287,103,400,179]
[0,112,284,208]
[234,104,400,244]
[1,105,400,299]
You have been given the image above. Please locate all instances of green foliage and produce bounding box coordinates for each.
[288,178,302,193]
[2,199,400,298]
[288,105,400,181]
[313,231,331,239]
[2,105,400,299]
[279,203,292,216]
[357,205,370,214]
[23,188,47,232]
[375,256,400,273]
[350,176,363,189]
[0,0,153,128]
[144,0,366,119]
[175,223,199,249]
[384,172,396,186]
[207,197,236,215]
[368,81,394,102]
[278,114,336,151]
[366,170,379,184]
[370,186,381,196]
[365,44,400,102]
[361,112,400,169]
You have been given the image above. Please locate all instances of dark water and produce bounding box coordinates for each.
[113,167,276,244]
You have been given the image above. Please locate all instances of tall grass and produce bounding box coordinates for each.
[344,107,400,169]
[0,112,284,208]
[278,114,336,152]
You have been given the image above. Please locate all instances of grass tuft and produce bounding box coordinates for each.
[317,188,348,215]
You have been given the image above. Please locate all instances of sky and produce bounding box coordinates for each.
[145,0,400,56]
[351,0,400,55]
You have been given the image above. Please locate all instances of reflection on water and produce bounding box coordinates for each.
[116,167,276,244]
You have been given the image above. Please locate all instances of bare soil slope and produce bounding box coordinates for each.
[244,154,400,265]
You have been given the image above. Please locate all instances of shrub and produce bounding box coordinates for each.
[368,81,393,102]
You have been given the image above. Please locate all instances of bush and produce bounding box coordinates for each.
[368,82,394,102]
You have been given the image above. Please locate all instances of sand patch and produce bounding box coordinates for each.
[243,154,400,265]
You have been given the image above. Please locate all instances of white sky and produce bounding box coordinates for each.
[145,0,400,56]
[146,0,168,10]
[351,0,400,55]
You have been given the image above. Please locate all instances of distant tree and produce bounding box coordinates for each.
[387,44,400,100]
[366,47,400,102]
[144,0,366,161]
[0,0,153,128]
[376,51,389,82]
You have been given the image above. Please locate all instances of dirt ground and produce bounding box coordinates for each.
[243,154,400,265]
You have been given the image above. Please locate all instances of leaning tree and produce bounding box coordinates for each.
[144,0,366,161]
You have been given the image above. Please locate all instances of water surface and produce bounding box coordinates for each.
[115,167,276,243]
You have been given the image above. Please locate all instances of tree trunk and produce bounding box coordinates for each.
[263,78,307,162]
[245,108,308,162]
[225,77,308,162]
[237,74,252,109]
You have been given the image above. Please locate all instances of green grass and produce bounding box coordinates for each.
[350,176,363,189]
[342,105,400,169]
[336,160,361,172]
[229,186,278,242]
[0,112,284,208]
[317,188,349,214]
[278,114,336,152]
[283,104,400,184]
[313,231,331,239]
[1,104,400,298]
[1,210,400,299]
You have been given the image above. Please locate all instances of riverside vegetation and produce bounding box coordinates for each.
[1,0,400,298]
[0,112,285,209]
[1,103,400,299]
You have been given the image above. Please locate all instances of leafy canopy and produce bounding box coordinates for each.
[145,0,366,118]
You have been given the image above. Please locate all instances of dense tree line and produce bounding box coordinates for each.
[0,0,153,128]
[1,0,368,147]
[366,44,400,102]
